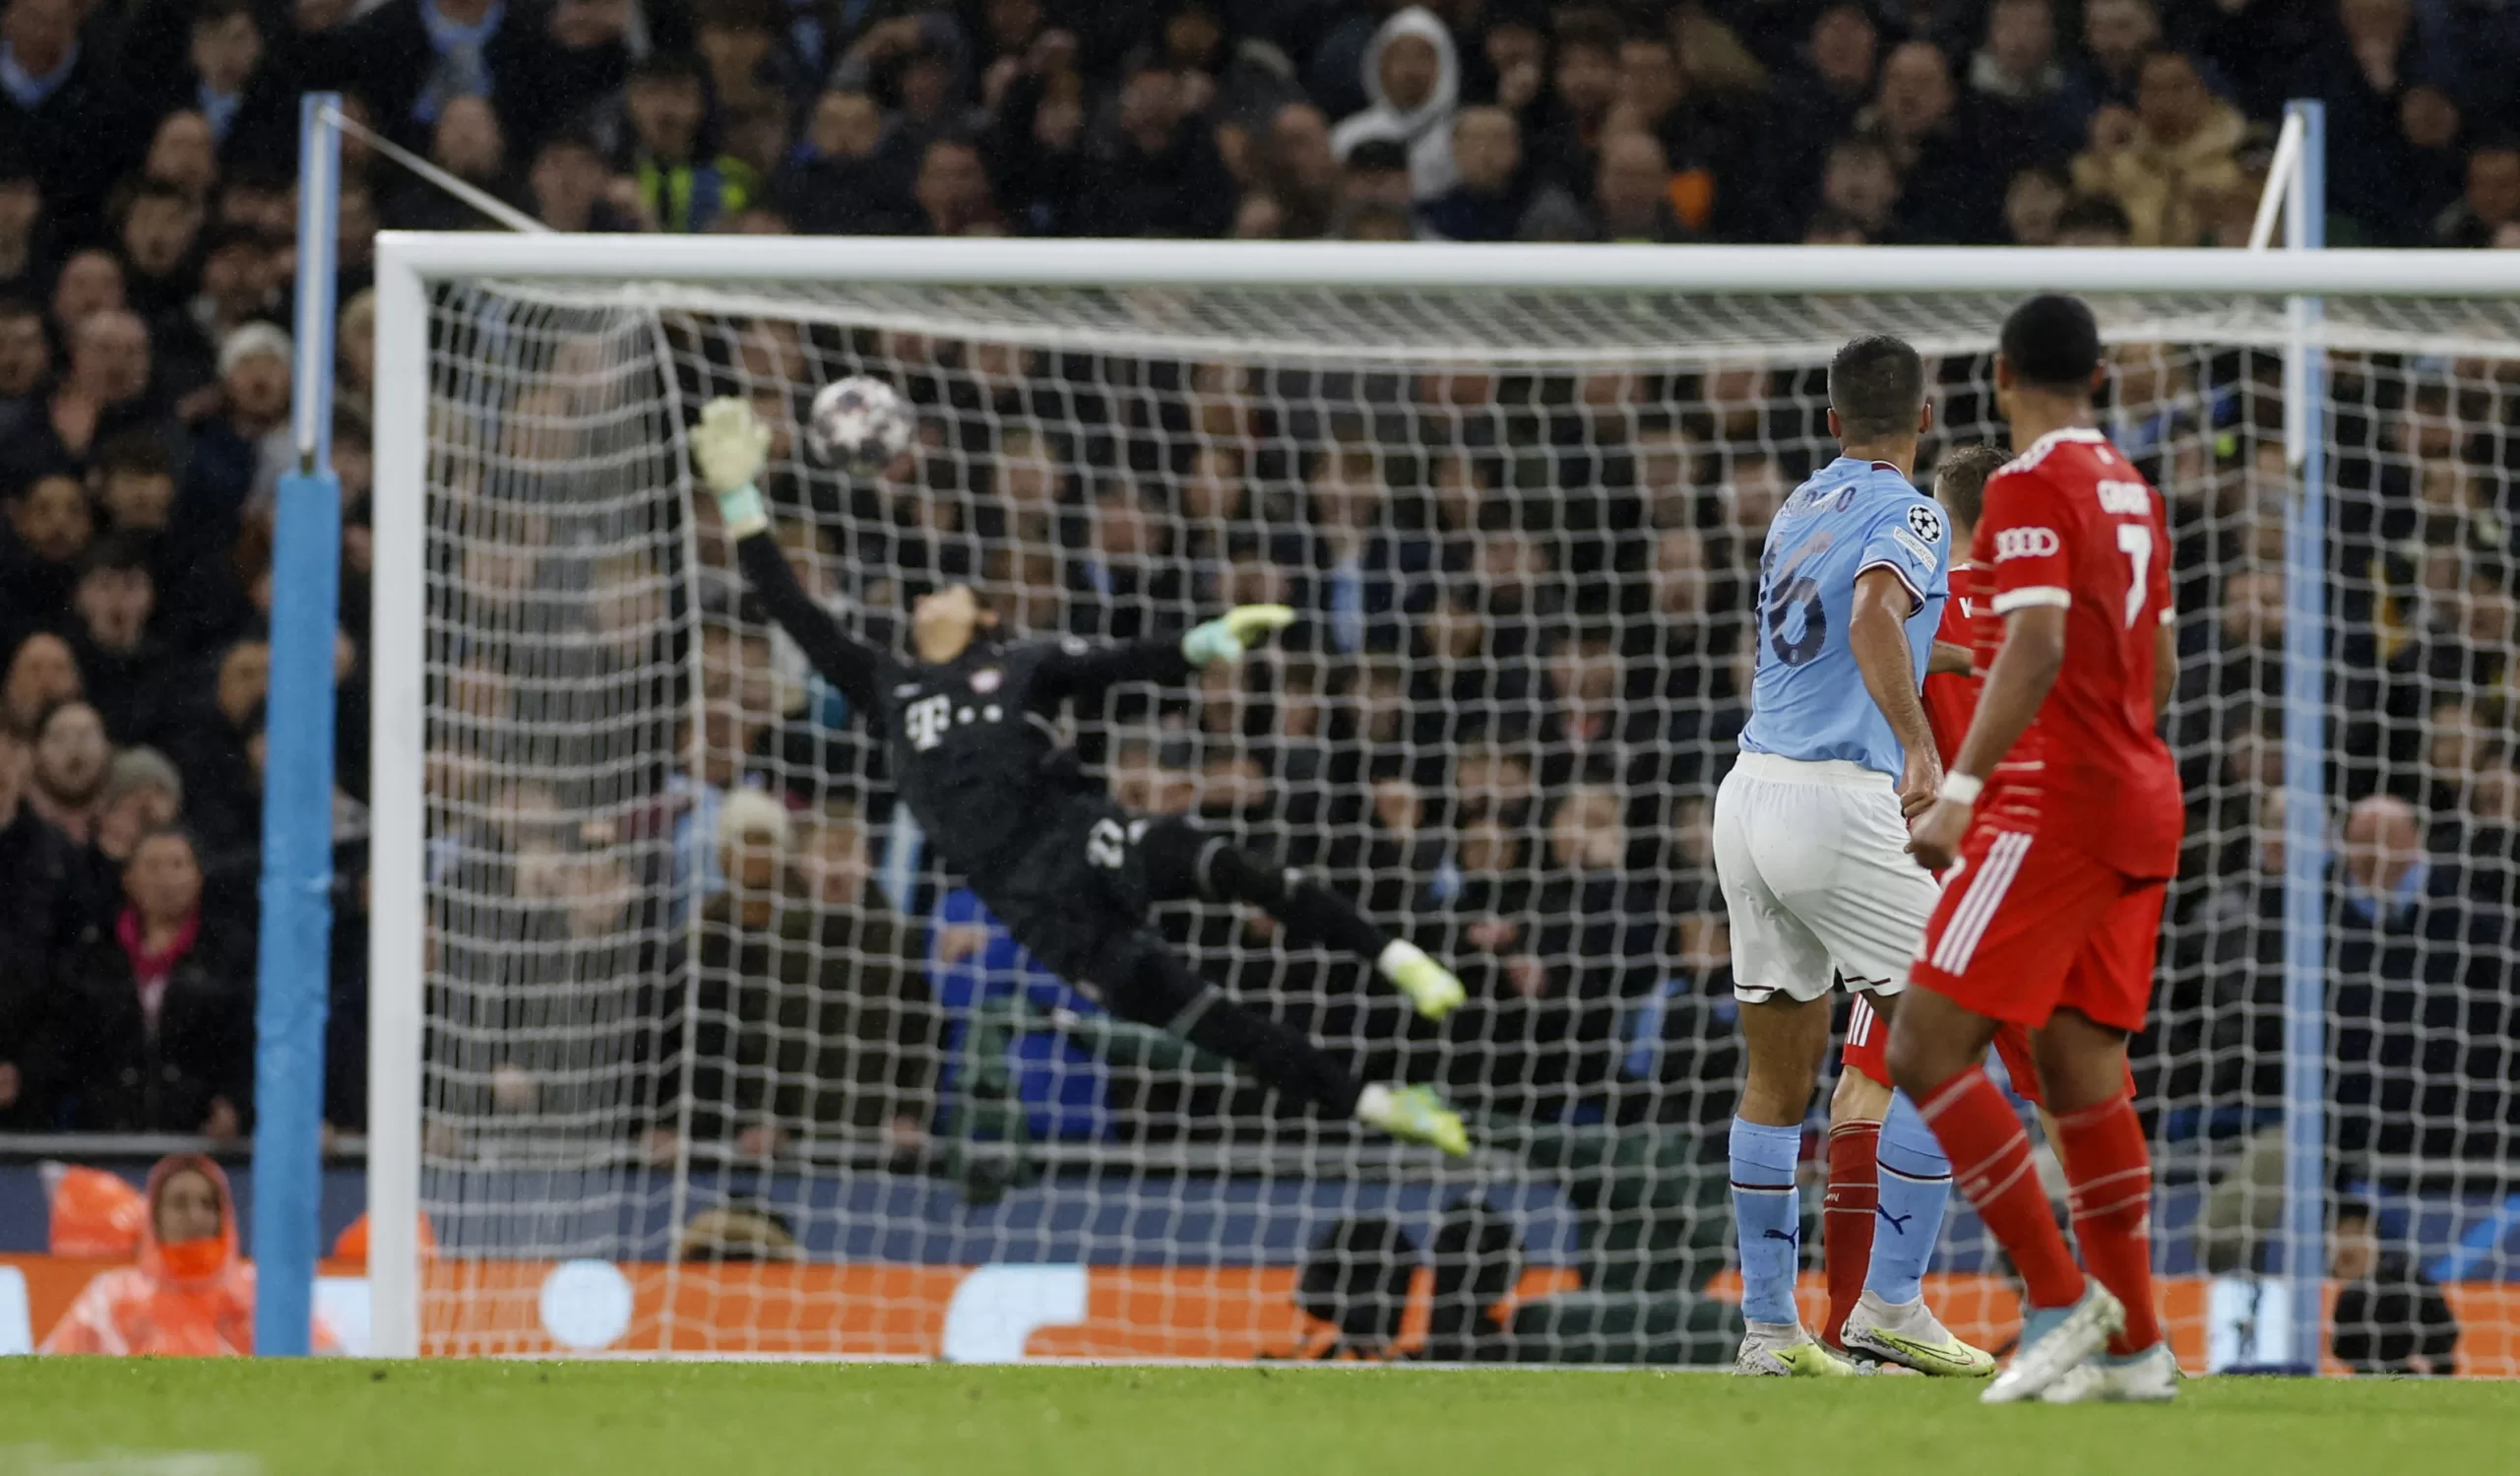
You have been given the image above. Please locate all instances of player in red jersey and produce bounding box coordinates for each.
[1830,444,2122,1362]
[1891,294,2184,1405]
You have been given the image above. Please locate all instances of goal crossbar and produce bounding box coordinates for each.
[374,235,2519,295]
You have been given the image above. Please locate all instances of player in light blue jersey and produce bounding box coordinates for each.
[1739,466,1949,773]
[1714,335,1991,1379]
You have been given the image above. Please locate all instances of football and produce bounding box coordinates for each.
[805,374,914,475]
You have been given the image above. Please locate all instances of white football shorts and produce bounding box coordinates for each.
[1712,751,1939,1003]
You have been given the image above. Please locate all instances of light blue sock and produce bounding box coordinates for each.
[1730,1117,1805,1326]
[1867,1090,1952,1305]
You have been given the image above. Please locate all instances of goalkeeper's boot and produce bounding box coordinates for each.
[1379,941,1467,1020]
[2039,1342,2180,1405]
[1981,1283,2125,1405]
[1734,1323,1858,1378]
[1841,1290,1996,1378]
[1358,1084,1471,1156]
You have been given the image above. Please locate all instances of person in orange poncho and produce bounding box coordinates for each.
[40,1153,338,1355]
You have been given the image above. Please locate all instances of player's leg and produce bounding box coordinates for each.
[1133,814,1465,1019]
[1710,766,1849,1377]
[1844,1078,1984,1374]
[983,818,1469,1156]
[1732,991,1842,1373]
[1894,833,2132,1403]
[1794,833,1987,1376]
[2034,879,2177,1404]
[1083,925,1469,1156]
[1821,1013,1889,1353]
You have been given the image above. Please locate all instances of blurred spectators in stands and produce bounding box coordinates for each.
[1328,7,1458,202]
[2330,1198,2461,1376]
[44,826,251,1136]
[90,745,184,897]
[26,696,109,842]
[2434,139,2520,248]
[2329,794,2496,1159]
[1419,105,1523,241]
[2,631,79,734]
[0,714,92,1128]
[614,51,756,231]
[2069,49,2243,247]
[1078,56,1233,238]
[71,536,171,744]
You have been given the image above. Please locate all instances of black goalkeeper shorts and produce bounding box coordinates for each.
[970,798,1217,998]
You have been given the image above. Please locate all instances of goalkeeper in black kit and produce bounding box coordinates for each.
[692,399,1473,1155]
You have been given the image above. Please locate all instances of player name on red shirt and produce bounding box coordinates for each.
[1972,427,2183,879]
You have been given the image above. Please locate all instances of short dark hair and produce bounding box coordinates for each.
[1999,292,2104,394]
[1827,334,1925,443]
[1346,138,1410,175]
[1932,443,2008,530]
[193,0,256,28]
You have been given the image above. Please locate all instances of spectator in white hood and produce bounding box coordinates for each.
[1328,6,1459,201]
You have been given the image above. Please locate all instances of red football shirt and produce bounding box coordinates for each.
[1973,427,2183,879]
[1921,562,1989,765]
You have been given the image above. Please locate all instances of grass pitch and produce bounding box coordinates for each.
[1,1361,2510,1476]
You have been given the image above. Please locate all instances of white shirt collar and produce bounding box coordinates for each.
[2019,426,2108,459]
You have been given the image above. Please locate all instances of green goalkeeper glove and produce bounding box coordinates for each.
[692,397,773,537]
[1181,605,1296,667]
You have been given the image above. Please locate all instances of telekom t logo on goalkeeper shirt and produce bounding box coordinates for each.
[1993,527,2061,560]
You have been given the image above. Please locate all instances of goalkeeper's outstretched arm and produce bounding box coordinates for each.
[1028,602,1294,704]
[694,398,884,714]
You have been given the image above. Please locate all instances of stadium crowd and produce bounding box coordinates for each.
[4,0,2520,1294]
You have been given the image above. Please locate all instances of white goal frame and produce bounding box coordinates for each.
[369,235,2520,1360]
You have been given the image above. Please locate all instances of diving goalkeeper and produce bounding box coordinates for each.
[693,399,1472,1155]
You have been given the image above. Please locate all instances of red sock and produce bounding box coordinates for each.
[2052,1094,2162,1356]
[1916,1066,2086,1311]
[1821,1122,1881,1348]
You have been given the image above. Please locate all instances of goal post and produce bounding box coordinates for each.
[2274,99,2331,1374]
[371,235,2520,1365]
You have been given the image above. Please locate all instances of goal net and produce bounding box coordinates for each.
[376,241,2520,1371]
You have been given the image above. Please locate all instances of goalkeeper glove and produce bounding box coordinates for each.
[692,397,773,537]
[1180,605,1296,667]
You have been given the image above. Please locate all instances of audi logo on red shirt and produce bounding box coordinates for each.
[1993,527,2061,559]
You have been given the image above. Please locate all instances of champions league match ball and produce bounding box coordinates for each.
[805,375,915,476]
